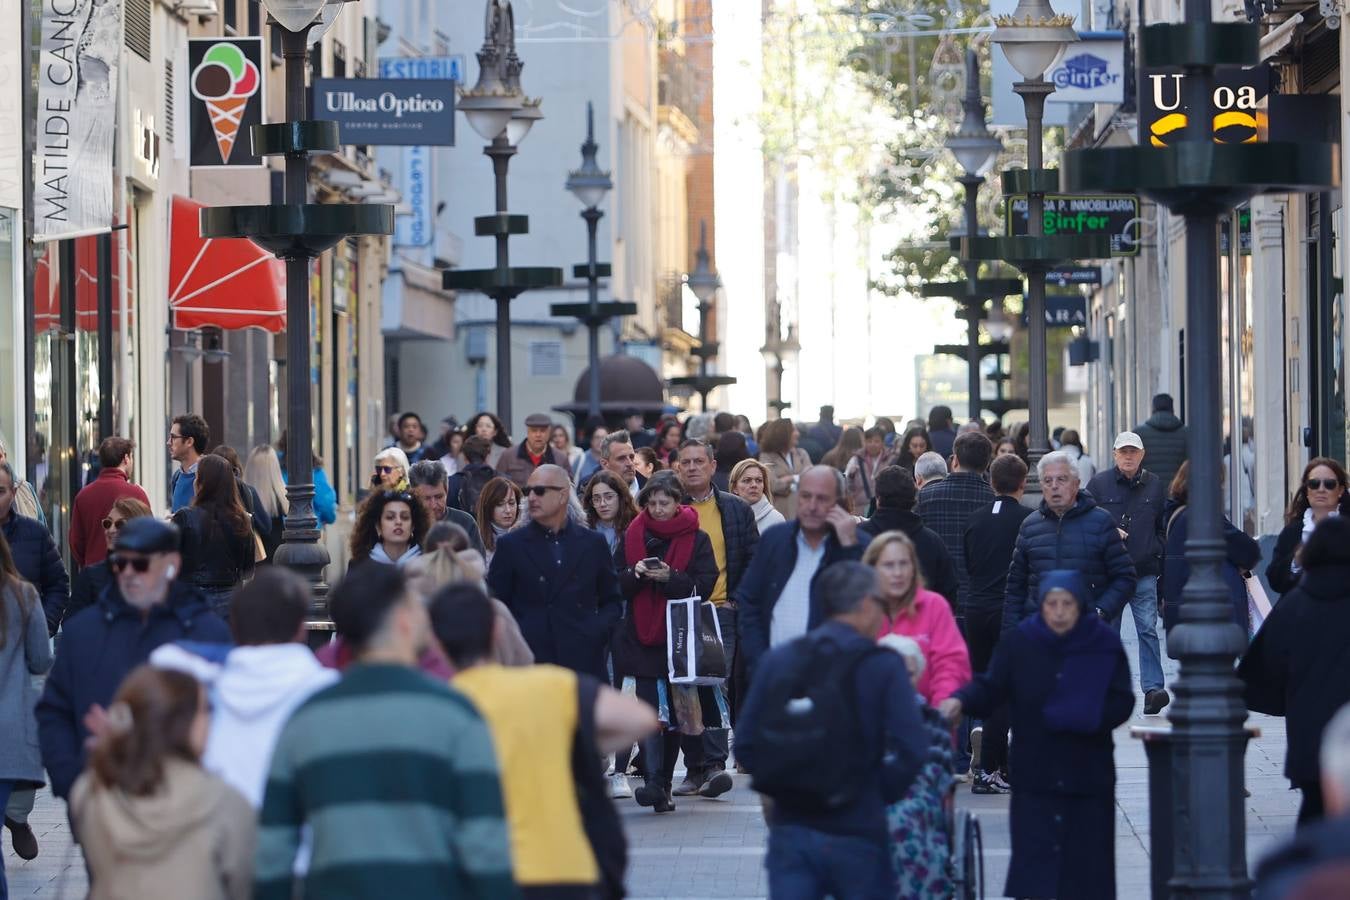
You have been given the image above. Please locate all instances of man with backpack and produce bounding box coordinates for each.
[448,435,498,514]
[736,561,927,899]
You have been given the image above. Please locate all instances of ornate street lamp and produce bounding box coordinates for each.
[551,102,635,422]
[444,0,562,430]
[668,222,735,410]
[1063,0,1336,891]
[199,0,393,620]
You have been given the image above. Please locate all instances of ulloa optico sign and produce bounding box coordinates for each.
[312,78,455,146]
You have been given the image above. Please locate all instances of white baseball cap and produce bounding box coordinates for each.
[1113,431,1144,451]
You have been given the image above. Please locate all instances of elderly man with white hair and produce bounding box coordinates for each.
[913,451,948,491]
[1254,704,1350,898]
[1000,450,1136,636]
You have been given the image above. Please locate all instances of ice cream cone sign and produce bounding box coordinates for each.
[189,40,263,166]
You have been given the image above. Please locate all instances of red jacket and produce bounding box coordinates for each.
[68,468,151,568]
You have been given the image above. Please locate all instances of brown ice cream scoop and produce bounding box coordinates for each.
[194,62,232,98]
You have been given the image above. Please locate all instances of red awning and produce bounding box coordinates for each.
[169,194,286,333]
[33,235,131,333]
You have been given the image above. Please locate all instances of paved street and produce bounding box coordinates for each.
[1,623,1299,899]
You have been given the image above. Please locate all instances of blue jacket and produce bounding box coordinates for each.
[1001,492,1136,634]
[280,467,337,525]
[1085,467,1167,575]
[35,581,230,798]
[736,620,926,844]
[734,521,871,676]
[2,511,69,635]
[487,519,623,681]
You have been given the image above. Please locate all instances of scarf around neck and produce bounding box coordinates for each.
[624,506,700,646]
[1021,569,1123,733]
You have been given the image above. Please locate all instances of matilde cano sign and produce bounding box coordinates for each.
[312,78,455,146]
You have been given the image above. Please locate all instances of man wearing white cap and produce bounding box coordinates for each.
[1087,431,1170,714]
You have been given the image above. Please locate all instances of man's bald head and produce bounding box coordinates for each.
[526,464,572,530]
[529,464,570,488]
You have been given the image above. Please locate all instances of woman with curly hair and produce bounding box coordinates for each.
[349,490,431,570]
[467,411,513,468]
[582,470,639,553]
[475,477,523,565]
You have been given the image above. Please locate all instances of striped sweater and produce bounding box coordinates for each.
[254,663,518,900]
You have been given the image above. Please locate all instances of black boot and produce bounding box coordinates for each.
[633,735,670,810]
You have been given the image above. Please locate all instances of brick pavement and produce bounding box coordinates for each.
[0,623,1303,899]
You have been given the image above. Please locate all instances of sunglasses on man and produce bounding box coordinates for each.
[109,555,154,574]
[525,485,566,497]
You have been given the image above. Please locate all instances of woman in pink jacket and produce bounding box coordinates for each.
[862,530,971,705]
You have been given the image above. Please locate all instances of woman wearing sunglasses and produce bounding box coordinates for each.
[1267,457,1349,598]
[349,490,431,570]
[66,498,153,625]
[171,455,257,620]
[370,447,411,492]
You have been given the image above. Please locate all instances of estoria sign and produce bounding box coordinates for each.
[1006,194,1141,258]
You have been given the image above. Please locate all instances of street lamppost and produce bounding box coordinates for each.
[550,102,635,423]
[668,221,735,411]
[761,321,800,421]
[1064,2,1336,892]
[444,0,561,430]
[924,49,1019,422]
[199,0,393,619]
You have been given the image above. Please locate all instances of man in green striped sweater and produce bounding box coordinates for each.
[254,564,518,899]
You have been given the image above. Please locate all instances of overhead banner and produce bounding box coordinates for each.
[0,0,22,210]
[189,38,265,168]
[1006,194,1141,257]
[35,0,122,239]
[1046,33,1125,104]
[378,55,466,82]
[312,78,456,146]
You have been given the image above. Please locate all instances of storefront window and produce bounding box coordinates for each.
[1309,194,1345,470]
[0,210,19,473]
[1221,208,1257,534]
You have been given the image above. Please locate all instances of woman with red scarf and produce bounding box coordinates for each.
[612,472,718,813]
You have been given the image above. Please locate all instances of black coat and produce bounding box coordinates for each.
[35,581,230,798]
[1133,411,1188,488]
[1160,502,1261,633]
[955,620,1134,899]
[963,495,1033,617]
[859,506,960,609]
[1085,467,1166,575]
[1252,813,1350,900]
[611,529,719,679]
[66,560,111,625]
[1,511,69,635]
[1238,555,1350,786]
[1002,493,1136,633]
[1266,520,1306,597]
[487,520,624,681]
[170,506,255,590]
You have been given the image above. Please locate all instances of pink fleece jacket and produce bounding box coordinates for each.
[878,588,972,705]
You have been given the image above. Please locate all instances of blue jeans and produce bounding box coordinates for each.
[1111,575,1165,693]
[766,824,895,900]
[0,778,13,900]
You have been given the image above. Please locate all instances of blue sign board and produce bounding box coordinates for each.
[312,78,455,146]
[378,56,466,82]
[396,145,432,247]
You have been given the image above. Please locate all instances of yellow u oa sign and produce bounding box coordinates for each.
[1148,110,1269,146]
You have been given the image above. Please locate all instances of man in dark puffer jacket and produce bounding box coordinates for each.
[1002,451,1136,634]
[1133,393,1189,489]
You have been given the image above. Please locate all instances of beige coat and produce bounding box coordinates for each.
[72,759,256,900]
[760,448,812,520]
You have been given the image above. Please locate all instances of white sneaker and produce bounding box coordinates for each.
[609,774,633,799]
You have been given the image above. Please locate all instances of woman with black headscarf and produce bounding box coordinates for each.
[941,570,1135,899]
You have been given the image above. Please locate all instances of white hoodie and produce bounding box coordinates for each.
[202,644,339,808]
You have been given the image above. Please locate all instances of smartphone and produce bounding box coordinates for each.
[640,557,663,568]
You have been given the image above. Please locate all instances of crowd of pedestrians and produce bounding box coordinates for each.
[0,398,1348,898]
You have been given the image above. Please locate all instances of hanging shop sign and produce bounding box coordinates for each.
[1006,194,1141,257]
[395,144,432,247]
[35,0,122,239]
[312,78,456,146]
[188,38,266,168]
[0,0,22,210]
[378,55,466,81]
[1020,294,1088,328]
[1046,267,1103,286]
[1140,64,1271,146]
[1046,33,1125,104]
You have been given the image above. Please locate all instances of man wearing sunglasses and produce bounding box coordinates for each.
[36,518,231,806]
[488,465,623,681]
[67,436,150,570]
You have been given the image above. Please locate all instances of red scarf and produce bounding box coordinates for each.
[624,505,700,646]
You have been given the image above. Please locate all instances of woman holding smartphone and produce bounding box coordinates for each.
[611,472,718,813]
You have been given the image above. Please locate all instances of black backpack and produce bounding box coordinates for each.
[455,463,496,515]
[746,634,884,812]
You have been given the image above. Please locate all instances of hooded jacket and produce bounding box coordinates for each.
[1134,411,1189,487]
[36,582,231,798]
[203,644,338,807]
[1001,492,1136,634]
[72,758,256,900]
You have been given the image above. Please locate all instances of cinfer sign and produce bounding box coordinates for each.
[312,78,455,146]
[1006,194,1141,258]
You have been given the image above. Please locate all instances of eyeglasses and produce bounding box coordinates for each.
[101,517,127,531]
[525,485,566,497]
[109,555,153,574]
[1307,478,1341,491]
[374,465,399,475]
[167,433,184,442]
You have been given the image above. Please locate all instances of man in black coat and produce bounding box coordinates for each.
[1002,451,1136,632]
[1134,392,1188,488]
[487,465,623,681]
[916,431,995,627]
[962,454,1032,794]
[672,438,759,797]
[1086,431,1169,715]
[37,518,231,802]
[860,465,959,607]
[0,462,69,635]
